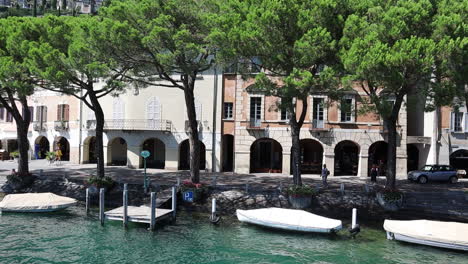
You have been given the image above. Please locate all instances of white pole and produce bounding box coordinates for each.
[211,198,216,214]
[99,188,105,225]
[150,192,156,231]
[352,208,357,229]
[171,186,177,219]
[85,188,90,214]
[123,189,128,227]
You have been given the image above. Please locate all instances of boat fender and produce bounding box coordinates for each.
[348,224,361,238]
[210,213,221,224]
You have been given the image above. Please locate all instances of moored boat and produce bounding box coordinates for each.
[0,192,77,213]
[236,207,342,233]
[384,219,468,251]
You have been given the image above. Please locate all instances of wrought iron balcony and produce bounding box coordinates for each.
[86,120,97,130]
[246,119,264,130]
[54,120,69,131]
[33,121,47,132]
[310,119,329,131]
[102,119,172,132]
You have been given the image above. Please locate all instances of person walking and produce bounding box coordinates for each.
[321,164,330,188]
[370,164,378,183]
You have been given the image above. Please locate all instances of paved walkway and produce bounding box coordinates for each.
[1,160,467,192]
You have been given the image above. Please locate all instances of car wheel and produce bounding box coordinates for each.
[449,176,458,184]
[418,176,428,184]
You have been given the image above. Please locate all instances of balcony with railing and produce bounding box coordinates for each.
[246,119,265,130]
[86,119,172,132]
[33,121,47,132]
[54,120,69,131]
[184,120,202,132]
[310,119,329,131]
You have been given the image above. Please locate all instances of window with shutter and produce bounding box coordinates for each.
[57,105,62,121]
[29,107,34,122]
[0,107,4,121]
[113,98,125,127]
[146,97,161,129]
[64,104,69,121]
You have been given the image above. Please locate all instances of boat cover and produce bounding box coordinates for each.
[384,219,468,246]
[237,208,342,232]
[0,193,77,212]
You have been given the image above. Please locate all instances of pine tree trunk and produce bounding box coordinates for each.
[16,122,30,175]
[88,89,105,179]
[183,79,200,183]
[290,123,302,186]
[385,118,397,190]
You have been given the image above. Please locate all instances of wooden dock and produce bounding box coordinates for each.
[94,185,178,230]
[105,206,173,223]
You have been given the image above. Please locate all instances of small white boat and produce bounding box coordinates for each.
[236,207,342,233]
[0,192,77,213]
[384,219,468,251]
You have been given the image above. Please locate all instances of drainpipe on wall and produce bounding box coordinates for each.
[211,63,218,172]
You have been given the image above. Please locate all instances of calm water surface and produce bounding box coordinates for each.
[0,206,466,264]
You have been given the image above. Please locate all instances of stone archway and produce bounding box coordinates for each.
[222,134,234,172]
[53,137,70,161]
[334,140,359,176]
[368,141,388,176]
[107,137,127,166]
[407,144,419,172]
[140,138,166,169]
[178,139,206,170]
[290,139,323,174]
[34,136,50,159]
[450,149,468,171]
[83,136,97,164]
[250,138,283,173]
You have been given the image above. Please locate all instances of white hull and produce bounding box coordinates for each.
[0,202,76,213]
[237,208,342,233]
[384,219,468,251]
[387,231,468,251]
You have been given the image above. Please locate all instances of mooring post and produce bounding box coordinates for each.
[211,198,216,219]
[99,188,105,226]
[352,208,357,229]
[171,186,177,219]
[364,184,370,193]
[211,176,217,187]
[85,188,90,214]
[150,192,156,231]
[340,183,345,195]
[176,177,180,187]
[245,182,249,193]
[123,185,128,228]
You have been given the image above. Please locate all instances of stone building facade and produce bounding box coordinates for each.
[221,74,408,178]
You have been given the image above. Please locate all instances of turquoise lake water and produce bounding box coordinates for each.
[0,206,466,264]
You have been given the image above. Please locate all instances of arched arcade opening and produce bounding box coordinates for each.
[83,136,97,164]
[53,137,70,161]
[222,134,234,172]
[250,138,283,173]
[334,140,359,176]
[178,139,206,170]
[34,136,50,159]
[290,139,323,174]
[140,138,166,169]
[107,137,127,166]
[368,141,388,176]
[450,149,468,171]
[407,144,420,172]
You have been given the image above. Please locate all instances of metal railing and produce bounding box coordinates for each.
[184,120,202,132]
[311,119,325,129]
[246,119,263,129]
[33,121,47,132]
[91,119,173,132]
[54,120,69,131]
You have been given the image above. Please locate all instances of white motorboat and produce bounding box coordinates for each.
[236,207,342,233]
[384,219,468,251]
[0,192,77,213]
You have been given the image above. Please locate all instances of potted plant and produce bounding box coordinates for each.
[180,180,206,203]
[376,188,403,211]
[285,185,316,209]
[9,151,19,161]
[86,176,115,193]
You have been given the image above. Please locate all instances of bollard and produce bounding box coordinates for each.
[245,182,249,193]
[340,183,345,195]
[211,176,217,187]
[352,208,357,229]
[99,188,105,226]
[85,188,90,214]
[123,189,128,227]
[176,177,181,187]
[150,192,156,231]
[364,184,370,193]
[171,186,177,219]
[211,198,216,217]
[279,181,283,192]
